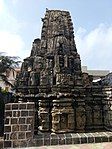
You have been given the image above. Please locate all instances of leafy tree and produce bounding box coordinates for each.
[0,52,21,87]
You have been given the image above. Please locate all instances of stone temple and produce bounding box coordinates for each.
[14,9,112,134]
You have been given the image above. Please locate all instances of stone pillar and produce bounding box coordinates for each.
[38,98,52,132]
[103,87,112,131]
[4,102,35,148]
[52,98,75,133]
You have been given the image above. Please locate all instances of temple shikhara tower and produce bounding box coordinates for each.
[15,9,111,134]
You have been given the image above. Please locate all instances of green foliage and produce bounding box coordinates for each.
[0,52,21,86]
[0,52,21,73]
[1,88,8,94]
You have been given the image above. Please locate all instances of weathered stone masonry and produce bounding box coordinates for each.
[15,9,106,133]
[4,102,35,148]
[2,98,112,148]
[1,9,112,148]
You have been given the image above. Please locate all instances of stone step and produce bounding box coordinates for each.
[27,131,112,147]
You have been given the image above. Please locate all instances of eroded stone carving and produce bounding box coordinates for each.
[15,10,106,133]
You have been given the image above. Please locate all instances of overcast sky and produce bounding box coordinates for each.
[0,0,112,71]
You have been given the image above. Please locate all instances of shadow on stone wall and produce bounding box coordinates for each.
[0,89,14,137]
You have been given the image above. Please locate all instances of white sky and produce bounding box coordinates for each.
[0,0,112,71]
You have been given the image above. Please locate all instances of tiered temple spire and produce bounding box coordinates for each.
[15,10,105,133]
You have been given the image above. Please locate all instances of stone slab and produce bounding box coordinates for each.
[9,143,112,149]
[27,131,112,147]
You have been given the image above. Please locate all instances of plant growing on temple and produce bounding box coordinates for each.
[0,52,21,87]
